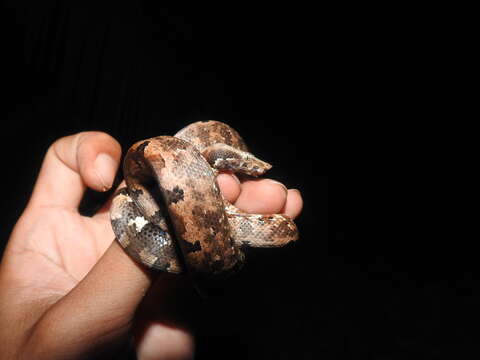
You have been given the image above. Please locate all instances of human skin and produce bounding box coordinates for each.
[0,131,303,360]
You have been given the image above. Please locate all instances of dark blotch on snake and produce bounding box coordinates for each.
[165,186,185,204]
[182,240,202,253]
[136,141,150,154]
[130,188,144,199]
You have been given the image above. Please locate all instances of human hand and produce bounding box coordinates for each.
[0,131,303,360]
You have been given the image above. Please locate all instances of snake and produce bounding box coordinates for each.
[110,121,298,279]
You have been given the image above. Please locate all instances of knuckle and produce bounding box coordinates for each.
[76,131,115,147]
[45,131,120,167]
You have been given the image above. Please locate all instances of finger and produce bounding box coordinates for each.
[216,172,241,203]
[26,241,194,360]
[282,189,303,220]
[234,178,288,214]
[29,132,121,210]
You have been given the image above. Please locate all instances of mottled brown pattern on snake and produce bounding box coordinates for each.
[175,120,249,152]
[110,120,299,278]
[224,203,298,248]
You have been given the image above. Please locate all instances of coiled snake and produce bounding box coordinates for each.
[110,121,298,278]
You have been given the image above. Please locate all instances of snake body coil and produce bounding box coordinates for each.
[110,121,298,278]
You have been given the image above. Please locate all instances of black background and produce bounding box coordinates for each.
[1,2,480,359]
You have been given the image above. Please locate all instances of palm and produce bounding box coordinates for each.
[7,206,113,298]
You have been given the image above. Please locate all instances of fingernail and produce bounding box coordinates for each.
[266,179,288,192]
[94,153,117,191]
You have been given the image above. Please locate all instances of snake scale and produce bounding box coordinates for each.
[110,121,298,278]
